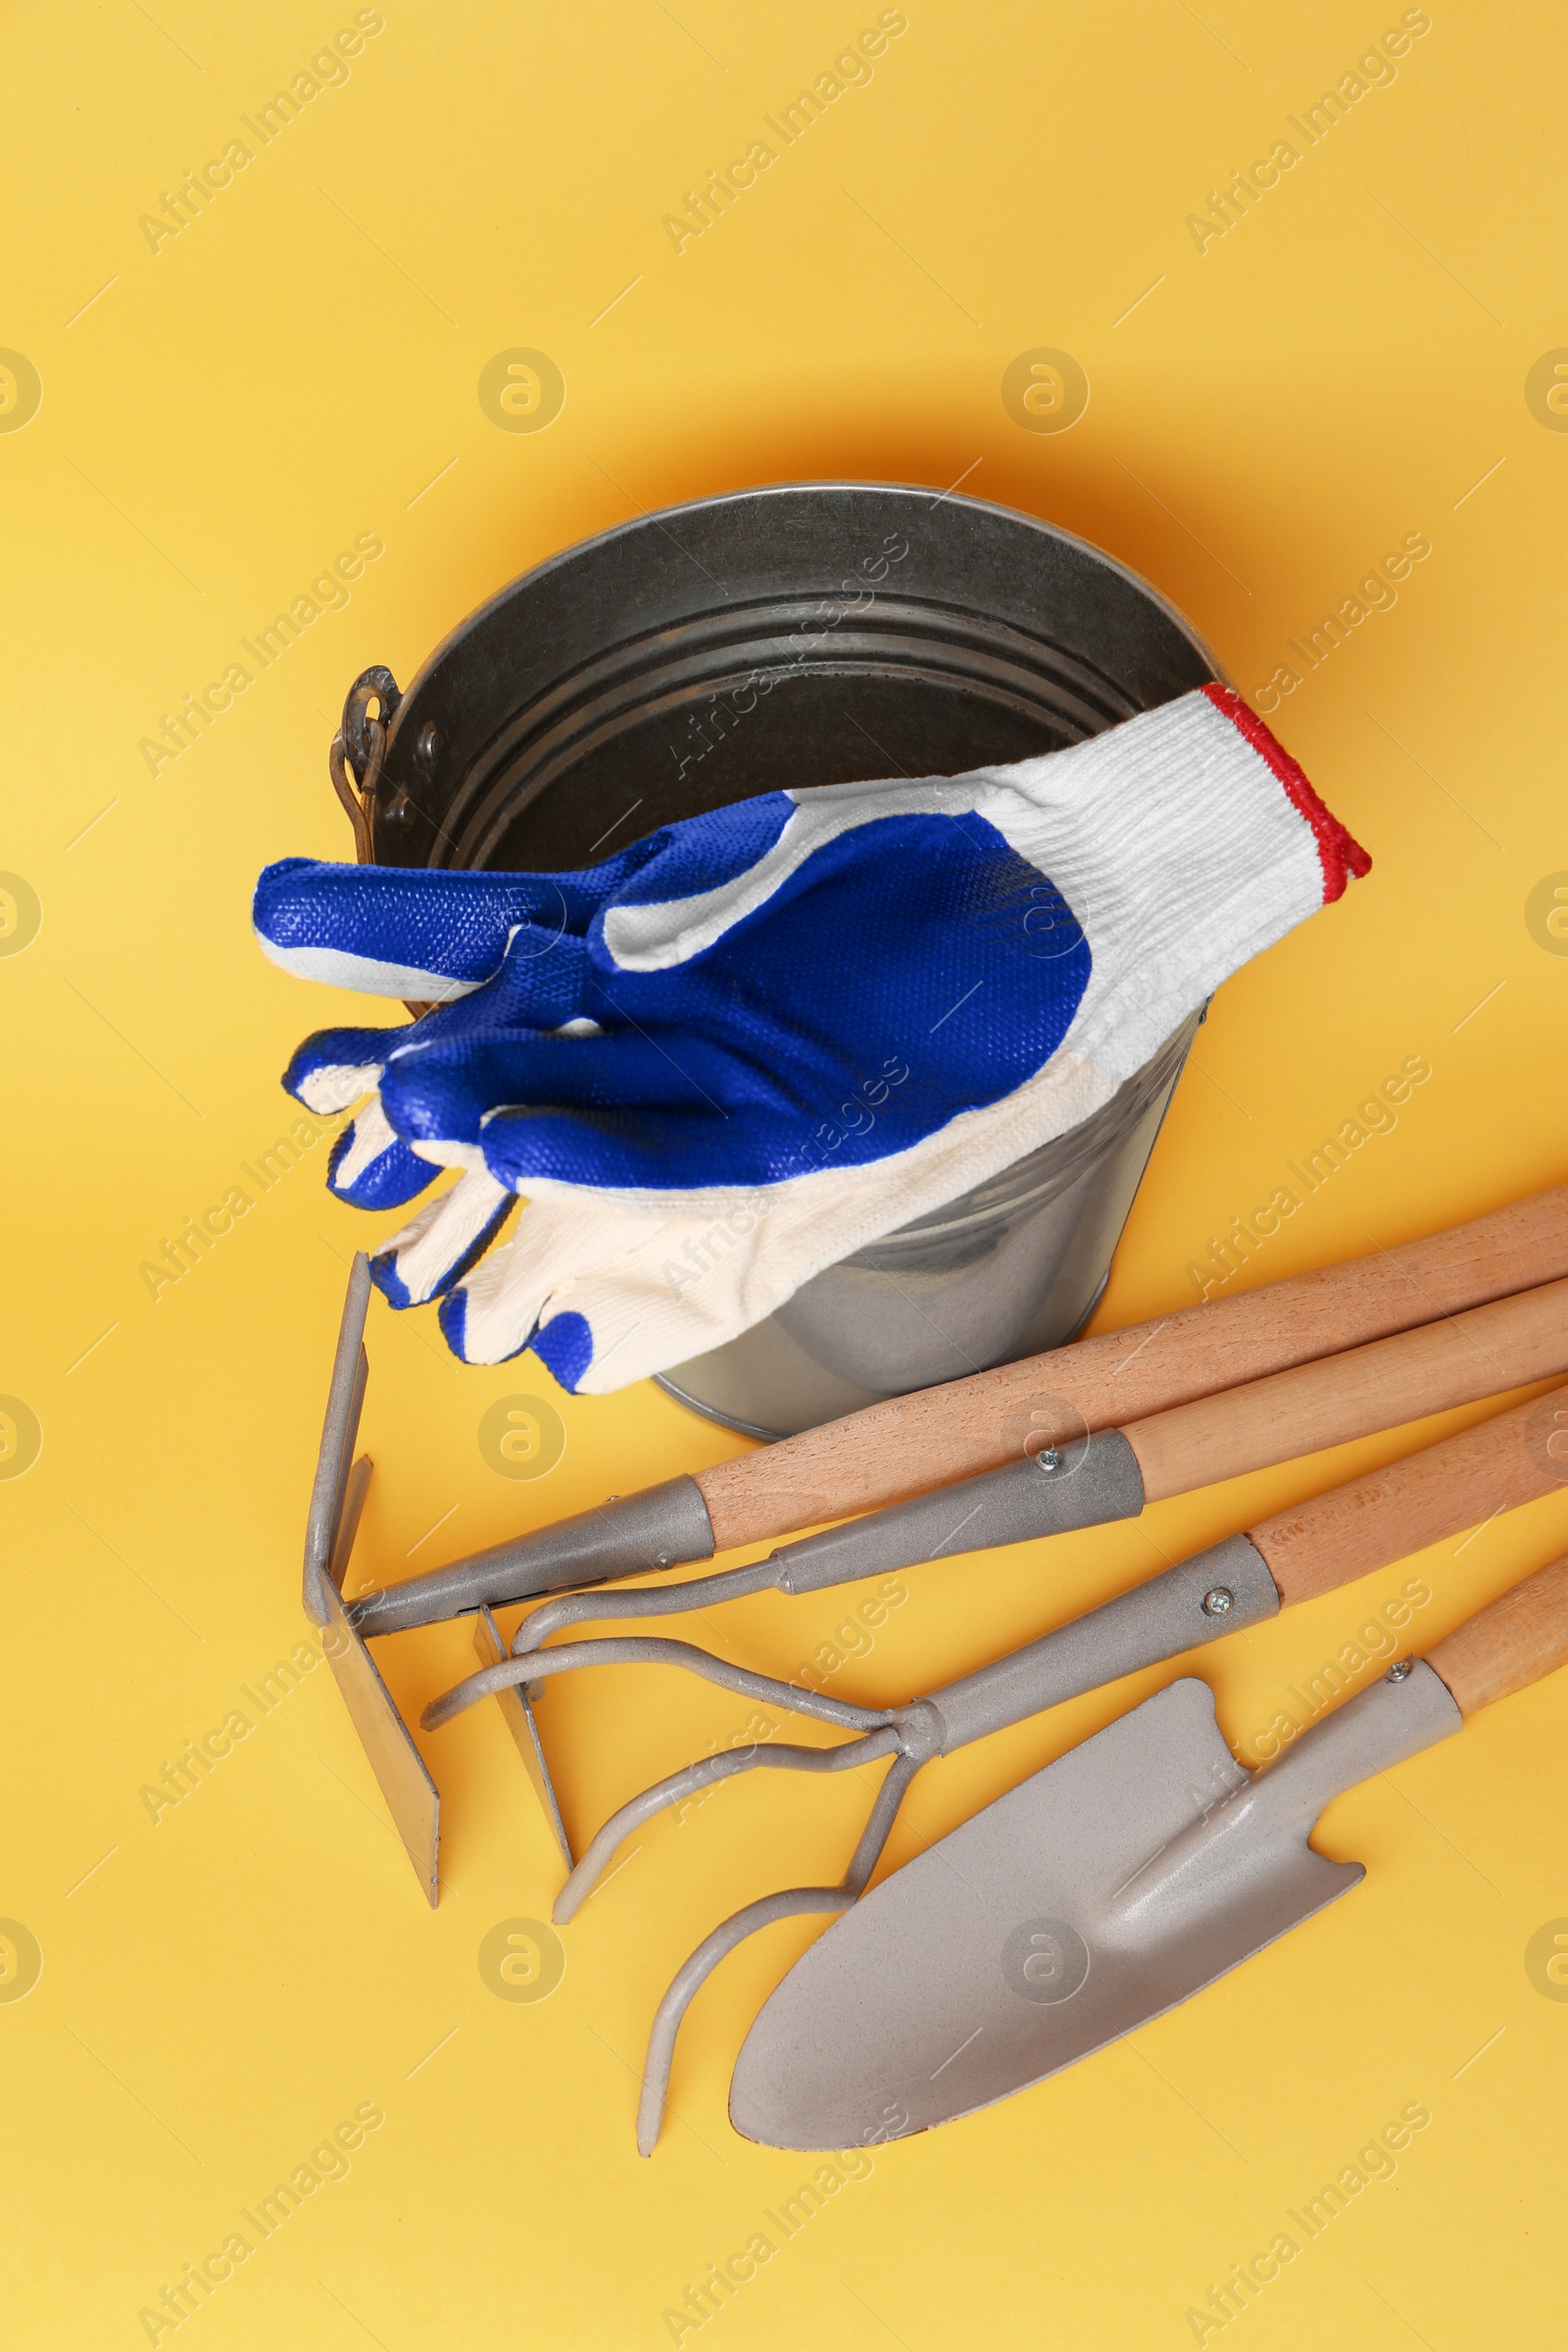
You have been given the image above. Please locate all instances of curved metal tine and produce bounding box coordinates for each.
[554,1727,902,1924]
[635,1751,924,2156]
[511,1557,780,1654]
[420,1634,896,1739]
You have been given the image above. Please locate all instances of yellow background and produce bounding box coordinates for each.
[5,3,1567,2344]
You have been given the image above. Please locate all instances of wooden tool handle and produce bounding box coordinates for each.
[695,1186,1568,1548]
[1125,1276,1568,1505]
[1426,1552,1568,1715]
[1250,1385,1568,1605]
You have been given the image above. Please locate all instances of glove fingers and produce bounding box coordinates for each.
[326,1100,441,1210]
[256,859,551,998]
[387,931,596,1049]
[254,855,685,999]
[283,1024,410,1113]
[439,1196,758,1390]
[382,1029,736,1158]
[523,1208,764,1393]
[437,1196,662,1370]
[436,1229,559,1367]
[368,1169,516,1307]
[480,1102,745,1195]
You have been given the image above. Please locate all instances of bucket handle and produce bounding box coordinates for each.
[327,666,435,1016]
[329,665,403,864]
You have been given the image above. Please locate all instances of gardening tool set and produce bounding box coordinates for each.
[255,504,1568,2160]
[305,1185,1568,2148]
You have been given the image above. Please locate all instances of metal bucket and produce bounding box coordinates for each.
[338,481,1221,1436]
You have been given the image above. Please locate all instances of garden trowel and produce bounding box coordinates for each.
[729,1552,1568,2149]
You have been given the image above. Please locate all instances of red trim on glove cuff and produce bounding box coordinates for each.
[1200,682,1372,902]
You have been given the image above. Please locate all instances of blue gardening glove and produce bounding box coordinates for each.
[256,686,1367,1392]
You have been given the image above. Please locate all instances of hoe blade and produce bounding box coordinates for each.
[319,1469,441,1907]
[306,1260,440,1904]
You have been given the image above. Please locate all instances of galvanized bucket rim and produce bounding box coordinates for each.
[379,478,1228,776]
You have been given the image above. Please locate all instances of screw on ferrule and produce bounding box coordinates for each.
[1033,1447,1061,1475]
[1386,1657,1414,1682]
[1201,1587,1235,1616]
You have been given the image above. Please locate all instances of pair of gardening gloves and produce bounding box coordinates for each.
[253,685,1368,1394]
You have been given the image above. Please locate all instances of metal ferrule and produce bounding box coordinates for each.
[769,1428,1146,1599]
[924,1532,1280,1755]
[348,1474,716,1637]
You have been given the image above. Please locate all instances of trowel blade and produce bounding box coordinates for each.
[730,1679,1363,2150]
